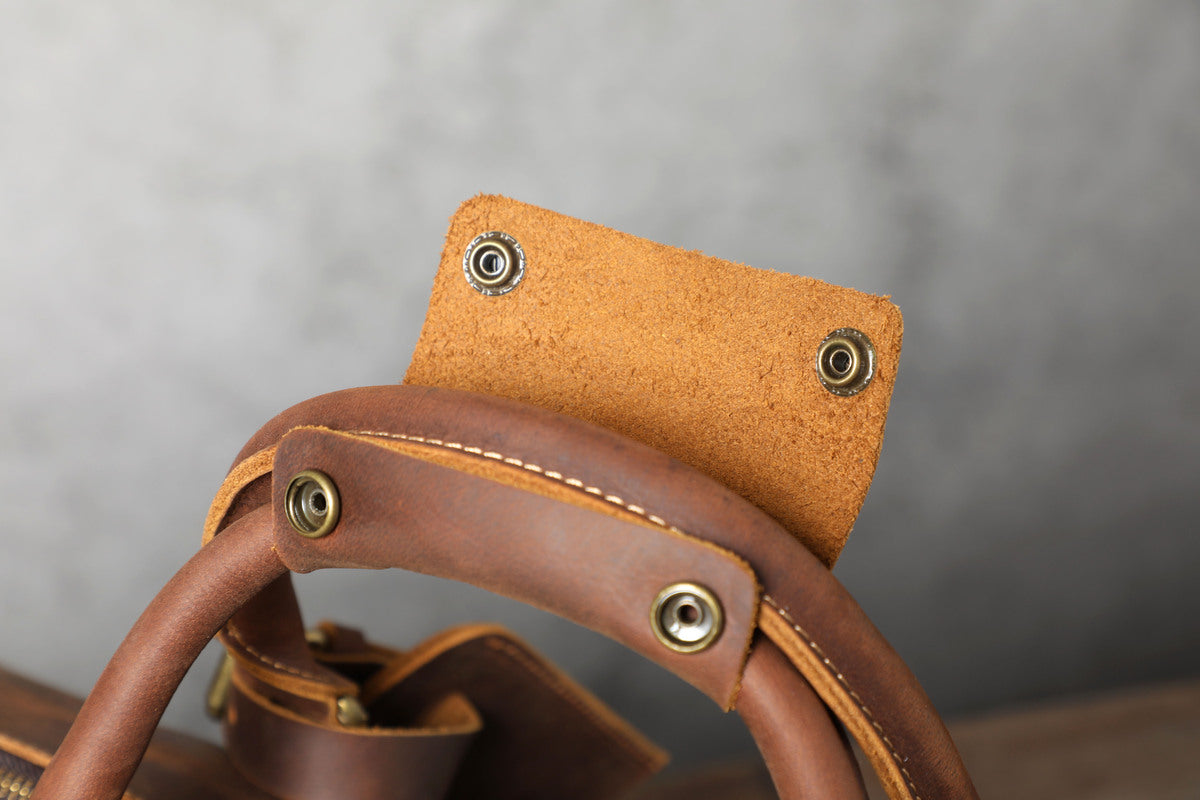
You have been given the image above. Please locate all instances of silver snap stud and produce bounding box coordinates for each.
[284,470,341,539]
[815,328,876,396]
[463,231,525,295]
[650,582,724,654]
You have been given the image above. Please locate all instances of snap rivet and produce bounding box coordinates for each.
[284,470,340,539]
[463,231,525,295]
[650,582,724,654]
[815,328,875,396]
[336,695,369,727]
[305,627,332,651]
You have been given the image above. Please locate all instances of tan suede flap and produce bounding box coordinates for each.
[404,196,902,565]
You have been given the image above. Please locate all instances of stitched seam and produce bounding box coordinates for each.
[218,428,691,685]
[224,624,328,682]
[344,427,760,713]
[225,426,754,708]
[347,429,687,535]
[763,594,922,800]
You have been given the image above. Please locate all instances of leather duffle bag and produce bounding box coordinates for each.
[1,197,979,800]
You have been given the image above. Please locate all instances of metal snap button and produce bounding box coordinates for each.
[336,696,369,727]
[284,470,341,539]
[650,582,724,654]
[463,231,525,295]
[815,328,876,396]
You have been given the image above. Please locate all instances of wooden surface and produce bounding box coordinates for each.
[925,680,1200,800]
[638,680,1200,799]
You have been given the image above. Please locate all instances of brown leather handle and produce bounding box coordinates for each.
[35,385,977,800]
[32,506,286,800]
[31,496,862,800]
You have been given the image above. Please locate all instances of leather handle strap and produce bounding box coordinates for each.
[213,385,977,800]
[36,385,977,800]
[32,507,286,800]
[31,446,865,800]
[267,426,762,708]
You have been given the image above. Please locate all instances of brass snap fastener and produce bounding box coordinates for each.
[336,696,369,727]
[815,328,875,396]
[650,582,723,654]
[463,231,525,295]
[284,470,340,539]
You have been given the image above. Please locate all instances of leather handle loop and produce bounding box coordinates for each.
[31,498,864,800]
[268,426,761,708]
[36,385,976,800]
[32,506,287,800]
[209,384,976,800]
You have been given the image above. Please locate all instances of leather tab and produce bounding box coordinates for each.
[222,624,665,800]
[225,673,479,800]
[364,625,668,800]
[406,196,903,564]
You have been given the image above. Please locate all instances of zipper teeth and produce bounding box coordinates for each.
[0,767,35,800]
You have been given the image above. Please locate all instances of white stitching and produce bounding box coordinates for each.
[266,428,918,792]
[347,428,688,535]
[224,624,328,682]
[762,594,922,800]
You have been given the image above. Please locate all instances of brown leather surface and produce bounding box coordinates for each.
[220,574,356,715]
[0,659,275,800]
[364,625,668,800]
[206,384,975,800]
[35,389,966,800]
[31,507,286,800]
[406,195,903,566]
[219,621,666,800]
[737,636,867,799]
[631,761,778,800]
[269,426,761,710]
[23,198,969,800]
[225,672,479,800]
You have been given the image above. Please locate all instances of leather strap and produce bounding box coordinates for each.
[361,625,668,800]
[34,387,976,800]
[406,195,904,567]
[225,677,478,800]
[32,507,285,800]
[737,636,868,799]
[205,385,977,800]
[268,426,761,709]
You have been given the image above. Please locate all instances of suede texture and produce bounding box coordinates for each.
[405,196,903,565]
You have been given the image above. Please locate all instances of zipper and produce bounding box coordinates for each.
[0,749,41,800]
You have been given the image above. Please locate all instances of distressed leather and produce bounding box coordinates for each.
[407,195,903,567]
[0,666,274,800]
[268,426,761,709]
[26,202,977,800]
[361,625,667,800]
[27,507,286,800]
[32,393,974,800]
[191,384,974,800]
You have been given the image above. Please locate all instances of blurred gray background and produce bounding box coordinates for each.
[1,1,1198,770]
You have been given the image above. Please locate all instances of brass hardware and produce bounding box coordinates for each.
[336,696,369,727]
[205,652,236,720]
[305,627,332,651]
[284,470,341,539]
[206,628,335,720]
[0,766,36,800]
[650,582,723,654]
[815,328,875,396]
[463,231,525,295]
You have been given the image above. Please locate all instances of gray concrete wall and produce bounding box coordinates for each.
[1,1,1197,767]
